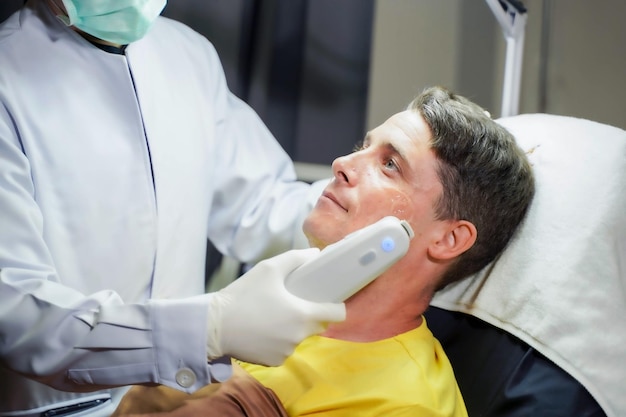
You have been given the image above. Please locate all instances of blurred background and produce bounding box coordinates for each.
[3,0,623,171]
[2,0,624,284]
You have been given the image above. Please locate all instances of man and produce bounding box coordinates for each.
[0,0,345,415]
[113,86,536,416]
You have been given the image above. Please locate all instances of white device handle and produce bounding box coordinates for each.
[285,216,414,302]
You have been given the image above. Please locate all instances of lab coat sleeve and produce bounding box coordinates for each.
[0,277,214,393]
[201,41,328,262]
[0,107,212,393]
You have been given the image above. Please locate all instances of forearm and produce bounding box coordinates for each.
[0,273,216,393]
[205,66,328,263]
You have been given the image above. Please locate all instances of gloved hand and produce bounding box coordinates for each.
[206,248,346,366]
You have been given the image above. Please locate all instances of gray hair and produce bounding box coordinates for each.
[409,86,535,289]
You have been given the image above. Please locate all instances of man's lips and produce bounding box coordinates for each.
[322,191,348,211]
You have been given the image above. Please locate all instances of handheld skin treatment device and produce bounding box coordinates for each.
[285,216,414,302]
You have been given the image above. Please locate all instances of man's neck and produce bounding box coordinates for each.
[320,281,429,342]
[322,313,424,342]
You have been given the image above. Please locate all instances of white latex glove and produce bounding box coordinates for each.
[206,248,346,366]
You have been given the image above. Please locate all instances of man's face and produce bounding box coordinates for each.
[303,110,445,249]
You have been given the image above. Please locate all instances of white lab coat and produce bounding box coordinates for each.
[0,1,325,415]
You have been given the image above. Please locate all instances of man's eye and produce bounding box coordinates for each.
[384,158,399,171]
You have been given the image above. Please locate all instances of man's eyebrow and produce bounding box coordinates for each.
[384,141,410,166]
[362,133,410,166]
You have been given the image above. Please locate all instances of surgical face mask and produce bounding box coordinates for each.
[57,0,167,45]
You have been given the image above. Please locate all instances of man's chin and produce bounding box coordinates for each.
[302,214,344,250]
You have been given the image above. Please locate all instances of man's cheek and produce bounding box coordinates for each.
[388,192,413,220]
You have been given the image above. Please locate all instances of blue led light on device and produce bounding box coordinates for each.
[381,237,395,252]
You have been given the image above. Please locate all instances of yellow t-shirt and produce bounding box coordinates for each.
[239,319,467,417]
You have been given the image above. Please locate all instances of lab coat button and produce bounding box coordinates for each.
[175,368,196,388]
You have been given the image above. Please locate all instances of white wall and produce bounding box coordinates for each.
[367,1,464,128]
[367,0,626,130]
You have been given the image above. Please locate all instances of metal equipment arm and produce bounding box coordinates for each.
[485,0,527,117]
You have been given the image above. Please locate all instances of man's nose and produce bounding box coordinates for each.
[331,154,357,185]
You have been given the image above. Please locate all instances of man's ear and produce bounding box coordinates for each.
[427,220,477,261]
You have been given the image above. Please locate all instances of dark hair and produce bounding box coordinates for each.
[409,86,535,289]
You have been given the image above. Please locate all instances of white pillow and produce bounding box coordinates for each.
[431,114,626,417]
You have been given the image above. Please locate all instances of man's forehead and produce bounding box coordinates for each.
[365,111,432,152]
